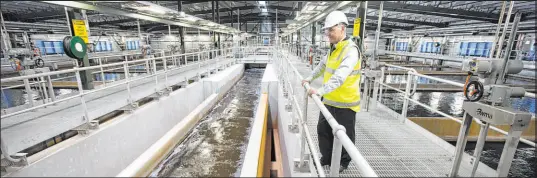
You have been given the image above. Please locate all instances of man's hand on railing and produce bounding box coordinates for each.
[301,79,310,87]
[307,88,320,97]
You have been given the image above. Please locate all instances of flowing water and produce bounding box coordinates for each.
[150,68,264,177]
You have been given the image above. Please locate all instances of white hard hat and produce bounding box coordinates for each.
[321,11,348,30]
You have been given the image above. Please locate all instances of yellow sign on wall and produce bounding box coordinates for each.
[72,19,89,43]
[352,18,361,37]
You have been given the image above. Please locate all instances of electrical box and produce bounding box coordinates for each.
[520,40,532,52]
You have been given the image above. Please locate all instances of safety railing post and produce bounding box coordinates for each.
[153,57,158,92]
[123,62,132,104]
[145,58,150,73]
[46,75,55,103]
[330,136,343,177]
[163,56,168,89]
[299,87,309,168]
[23,78,34,107]
[39,76,49,104]
[379,67,385,102]
[74,69,90,125]
[401,72,413,122]
[99,58,106,86]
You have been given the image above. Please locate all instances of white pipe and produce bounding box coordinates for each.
[392,21,534,35]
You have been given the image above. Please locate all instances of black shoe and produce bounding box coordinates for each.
[320,158,331,166]
[339,165,348,173]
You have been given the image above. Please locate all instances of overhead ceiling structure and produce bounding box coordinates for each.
[282,1,536,36]
[1,1,535,37]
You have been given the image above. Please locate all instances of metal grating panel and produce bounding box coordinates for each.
[282,51,491,177]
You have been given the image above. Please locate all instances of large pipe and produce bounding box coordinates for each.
[392,21,534,34]
[4,21,144,34]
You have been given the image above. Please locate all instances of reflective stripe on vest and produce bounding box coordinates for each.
[325,68,361,75]
[323,98,361,108]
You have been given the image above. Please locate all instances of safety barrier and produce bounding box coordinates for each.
[377,62,536,147]
[275,44,378,177]
[0,46,241,162]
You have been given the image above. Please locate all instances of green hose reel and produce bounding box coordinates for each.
[63,36,87,60]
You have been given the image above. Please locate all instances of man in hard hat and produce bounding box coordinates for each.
[302,10,361,173]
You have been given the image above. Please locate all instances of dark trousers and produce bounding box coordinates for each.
[317,104,356,167]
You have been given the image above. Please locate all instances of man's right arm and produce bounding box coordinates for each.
[304,56,326,82]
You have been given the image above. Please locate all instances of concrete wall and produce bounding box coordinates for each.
[5,64,245,177]
[237,64,278,176]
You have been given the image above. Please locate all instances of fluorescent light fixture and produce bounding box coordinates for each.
[258,1,266,6]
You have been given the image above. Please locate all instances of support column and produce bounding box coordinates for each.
[230,12,234,28]
[65,7,93,90]
[311,22,316,46]
[211,1,216,59]
[373,1,383,61]
[358,1,367,46]
[168,25,171,36]
[137,19,142,45]
[217,1,221,55]
[178,1,185,56]
[297,30,301,56]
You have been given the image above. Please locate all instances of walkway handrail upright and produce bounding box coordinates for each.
[277,44,378,177]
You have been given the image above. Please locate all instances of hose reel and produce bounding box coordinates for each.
[63,36,88,66]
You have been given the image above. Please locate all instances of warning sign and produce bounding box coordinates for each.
[352,18,361,37]
[72,19,89,43]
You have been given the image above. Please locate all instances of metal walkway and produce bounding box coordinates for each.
[284,50,496,177]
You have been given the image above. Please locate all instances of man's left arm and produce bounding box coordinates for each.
[317,47,359,96]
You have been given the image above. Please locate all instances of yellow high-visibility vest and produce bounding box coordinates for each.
[322,39,361,112]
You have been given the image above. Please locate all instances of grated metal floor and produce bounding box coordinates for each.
[282,50,493,177]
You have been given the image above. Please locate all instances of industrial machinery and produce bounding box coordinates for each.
[6,48,44,71]
[141,44,153,58]
[450,58,532,177]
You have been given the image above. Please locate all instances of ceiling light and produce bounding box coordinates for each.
[258,1,266,6]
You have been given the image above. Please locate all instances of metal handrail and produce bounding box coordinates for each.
[1,46,240,163]
[374,64,536,147]
[1,48,235,117]
[277,45,378,177]
[1,48,229,83]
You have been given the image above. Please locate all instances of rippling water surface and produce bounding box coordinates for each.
[150,68,264,177]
